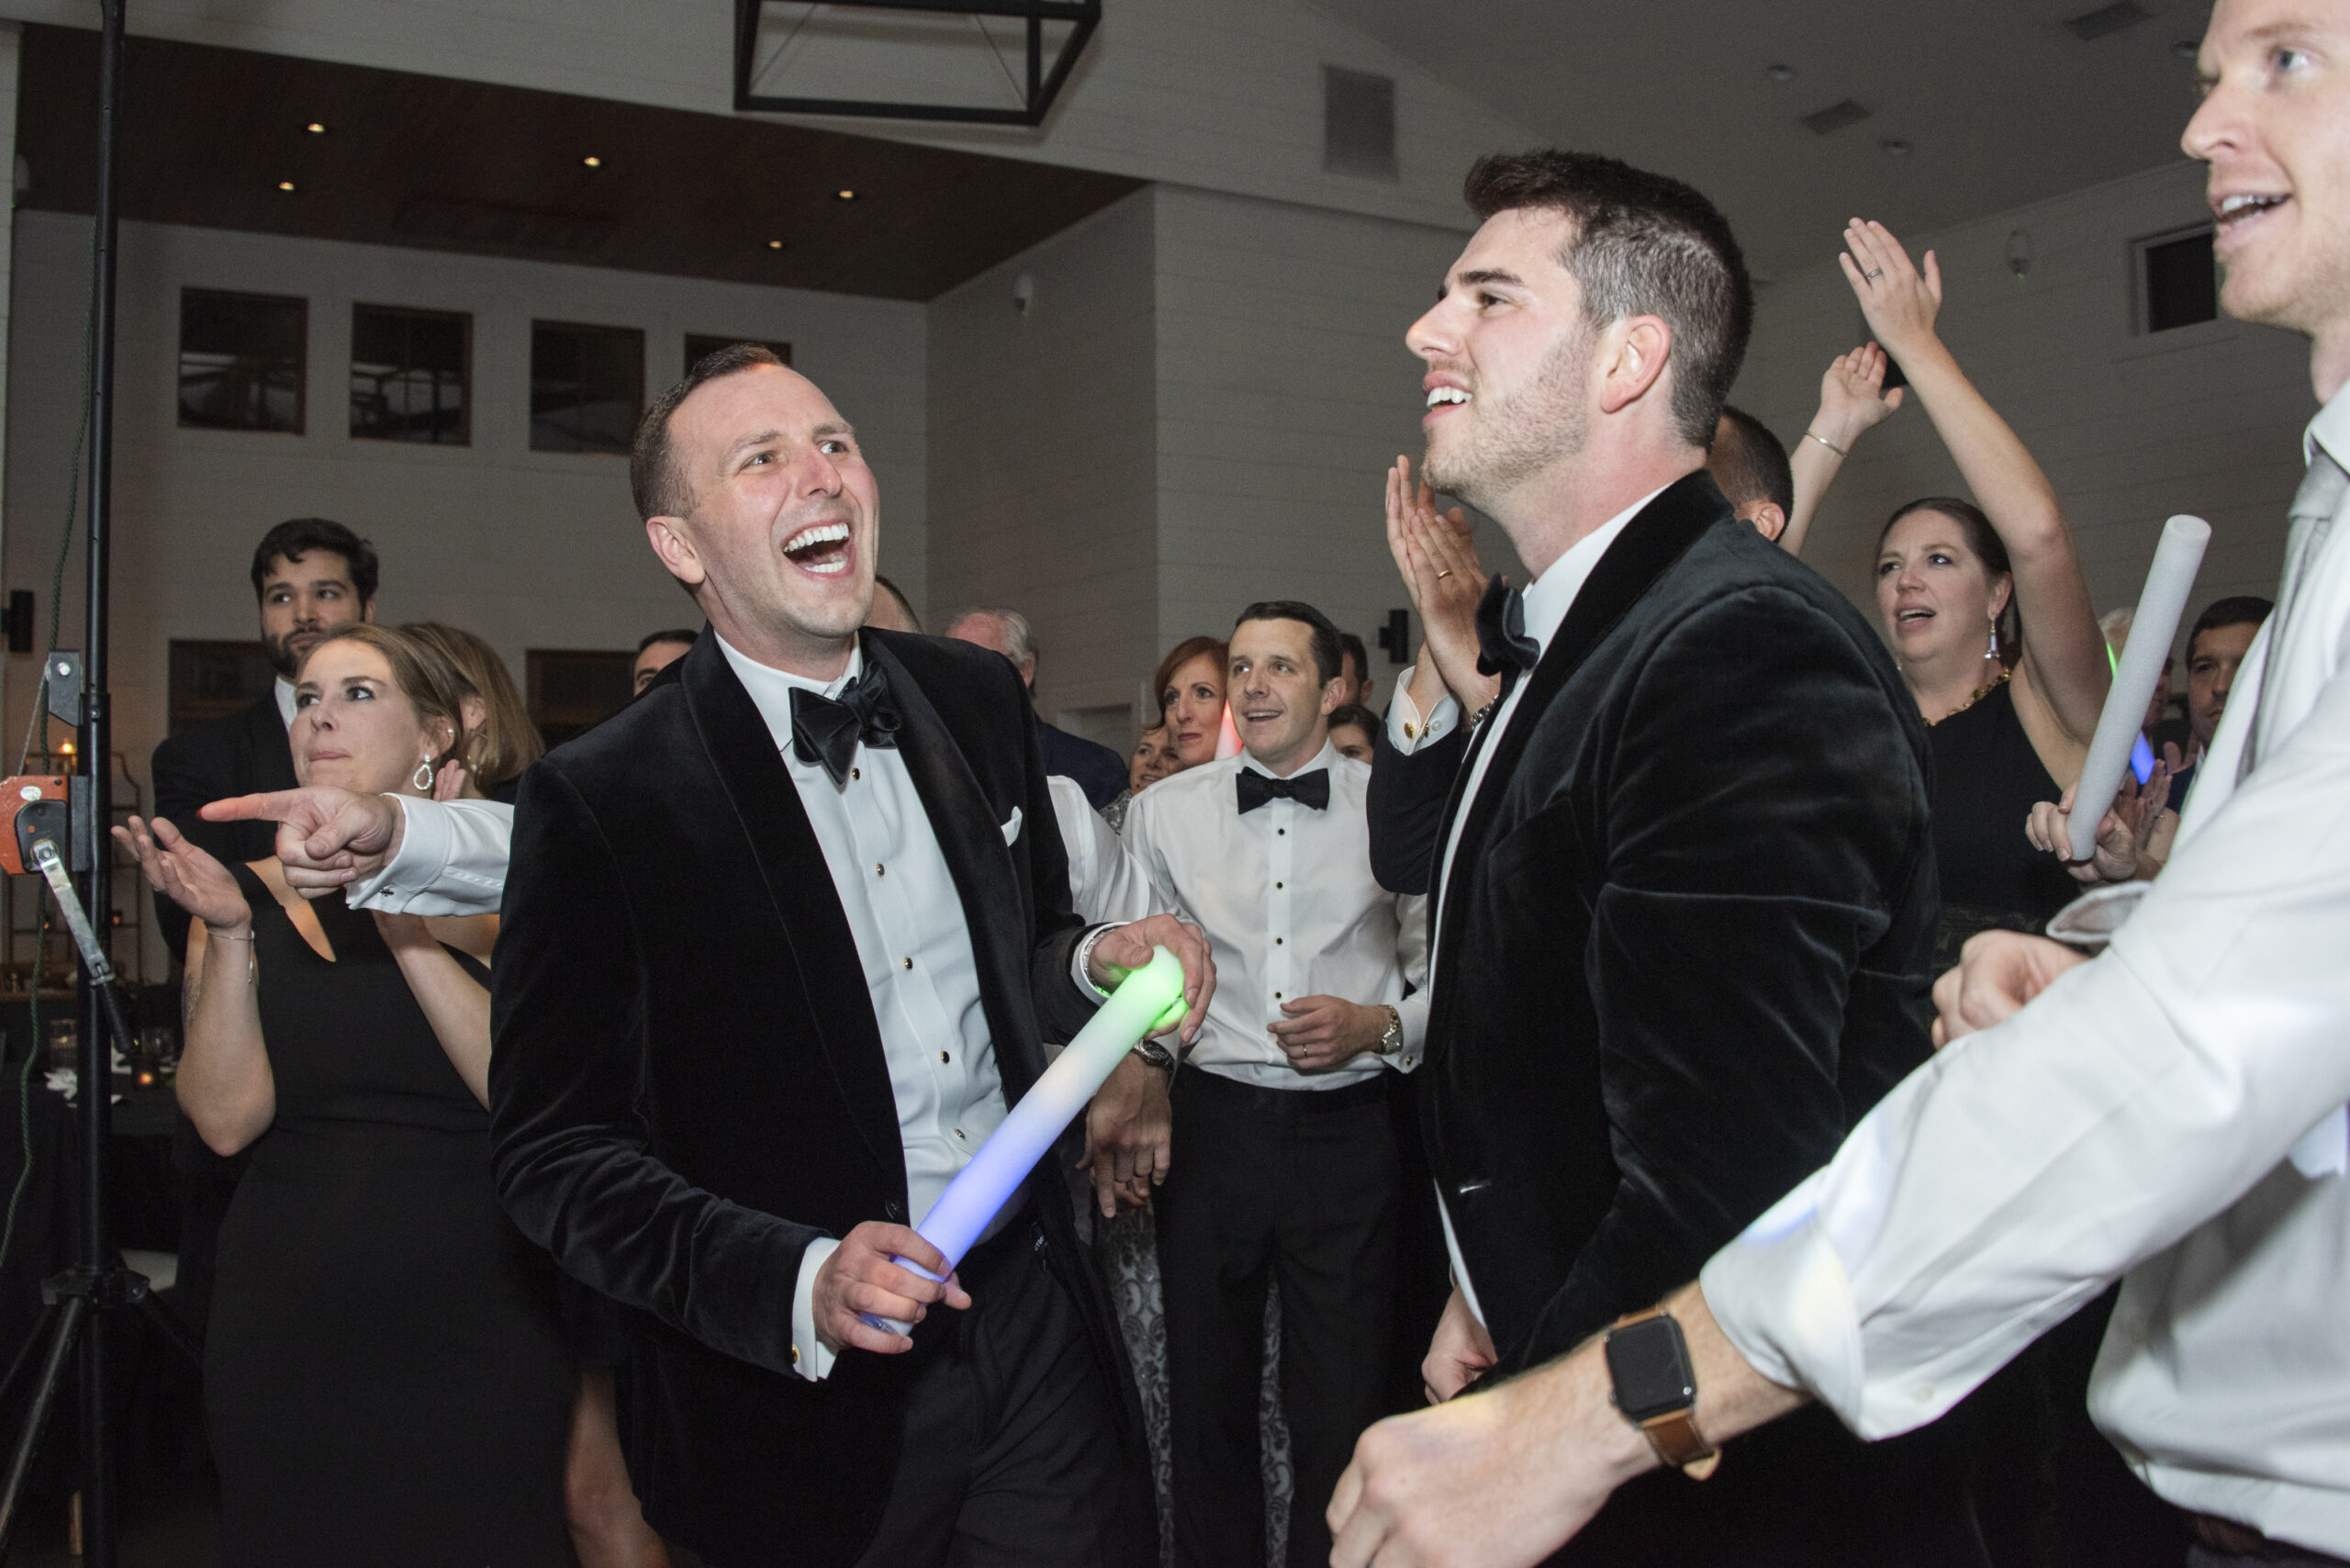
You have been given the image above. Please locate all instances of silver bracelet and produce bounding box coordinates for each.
[204,926,255,942]
[1803,430,1849,457]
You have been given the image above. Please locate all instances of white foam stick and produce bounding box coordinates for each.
[2069,514,2211,861]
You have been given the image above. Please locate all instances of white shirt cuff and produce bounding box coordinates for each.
[1698,1171,1869,1430]
[1072,923,1118,999]
[1389,993,1430,1071]
[790,1237,842,1383]
[344,797,512,916]
[1385,671,1460,755]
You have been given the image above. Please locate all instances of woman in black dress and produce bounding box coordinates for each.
[1837,219,2112,966]
[119,622,575,1567]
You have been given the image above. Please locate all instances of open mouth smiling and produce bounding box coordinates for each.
[781,521,852,576]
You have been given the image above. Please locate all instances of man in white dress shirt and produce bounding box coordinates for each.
[1326,4,2350,1563]
[1119,600,1428,1568]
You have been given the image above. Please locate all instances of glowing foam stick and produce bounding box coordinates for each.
[1215,702,1244,760]
[2069,514,2210,861]
[862,946,1188,1335]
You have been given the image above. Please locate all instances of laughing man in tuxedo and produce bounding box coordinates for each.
[208,344,1211,1568]
[1366,152,1964,1563]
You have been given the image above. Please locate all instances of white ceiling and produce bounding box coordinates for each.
[1314,0,2216,278]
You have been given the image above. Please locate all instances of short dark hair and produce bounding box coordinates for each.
[636,627,699,656]
[251,518,378,605]
[631,342,789,521]
[1235,599,1343,689]
[1462,150,1752,446]
[1336,631,1370,681]
[1710,406,1793,516]
[1326,702,1379,737]
[2187,595,2274,660]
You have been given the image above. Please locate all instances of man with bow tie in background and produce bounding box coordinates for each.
[1361,151,1968,1562]
[1118,599,1429,1568]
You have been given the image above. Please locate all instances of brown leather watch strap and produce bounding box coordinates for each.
[1639,1409,1720,1481]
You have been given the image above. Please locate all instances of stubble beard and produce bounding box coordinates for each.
[1422,323,1595,517]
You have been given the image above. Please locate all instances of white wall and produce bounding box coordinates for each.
[926,187,1157,722]
[4,209,925,969]
[1731,159,2311,655]
[0,0,1533,236]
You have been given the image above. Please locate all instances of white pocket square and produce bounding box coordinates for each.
[1000,806,1023,845]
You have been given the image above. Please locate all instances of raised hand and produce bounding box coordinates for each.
[114,815,253,934]
[1839,219,1942,363]
[1386,455,1499,712]
[1813,342,1905,450]
[202,787,405,899]
[2025,761,2175,885]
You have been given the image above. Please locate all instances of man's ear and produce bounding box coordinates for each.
[1598,315,1674,417]
[1320,678,1343,718]
[362,598,378,625]
[1746,503,1787,543]
[645,515,709,588]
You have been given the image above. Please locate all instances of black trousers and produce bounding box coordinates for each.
[848,1206,1155,1568]
[1155,1066,1399,1568]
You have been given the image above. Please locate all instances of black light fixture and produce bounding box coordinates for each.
[733,0,1101,127]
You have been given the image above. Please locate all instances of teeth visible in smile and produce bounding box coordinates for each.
[2219,193,2284,220]
[1427,386,1470,408]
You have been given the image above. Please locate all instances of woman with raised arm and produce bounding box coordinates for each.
[1780,341,1906,556]
[1842,219,2110,967]
[117,623,572,1567]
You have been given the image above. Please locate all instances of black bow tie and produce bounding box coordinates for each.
[789,662,901,787]
[1475,577,1540,678]
[1237,767,1330,814]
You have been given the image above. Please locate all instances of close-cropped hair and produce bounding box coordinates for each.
[637,627,699,655]
[1337,630,1370,680]
[2188,595,2275,657]
[1710,406,1793,516]
[1326,702,1380,737]
[1153,636,1228,711]
[297,623,471,771]
[1234,599,1344,689]
[631,342,789,521]
[401,621,545,790]
[949,607,1035,668]
[251,518,379,605]
[1463,149,1752,447]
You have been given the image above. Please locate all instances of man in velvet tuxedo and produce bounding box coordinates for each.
[484,345,1209,1567]
[1362,151,1965,1562]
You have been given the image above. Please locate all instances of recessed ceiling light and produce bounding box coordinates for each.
[582,155,602,168]
[276,180,297,191]
[1764,63,1796,82]
[767,239,784,250]
[1880,139,1912,156]
[835,188,856,200]
[305,121,327,134]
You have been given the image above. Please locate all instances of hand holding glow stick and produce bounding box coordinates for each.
[861,946,1189,1335]
[2068,514,2210,861]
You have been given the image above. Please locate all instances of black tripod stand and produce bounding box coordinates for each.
[0,1,134,1560]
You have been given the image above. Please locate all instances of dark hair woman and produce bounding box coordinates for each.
[1841,220,2110,967]
[116,623,574,1566]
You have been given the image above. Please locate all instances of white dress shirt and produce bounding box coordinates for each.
[274,675,297,730]
[1121,742,1427,1091]
[1701,386,2350,1556]
[1381,486,1661,1320]
[1047,774,1159,926]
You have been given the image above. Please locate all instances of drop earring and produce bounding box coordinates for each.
[413,758,436,792]
[1985,618,2000,663]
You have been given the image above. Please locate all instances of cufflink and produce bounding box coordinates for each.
[790,1344,800,1365]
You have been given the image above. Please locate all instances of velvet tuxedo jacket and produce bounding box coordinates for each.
[149,694,298,958]
[1418,474,1975,1562]
[487,629,1136,1568]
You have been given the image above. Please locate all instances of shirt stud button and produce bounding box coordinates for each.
[1275,881,1283,890]
[939,1050,949,1064]
[850,767,861,780]
[875,863,885,877]
[1274,936,1283,945]
[901,957,912,970]
[791,1344,800,1364]
[954,1128,966,1139]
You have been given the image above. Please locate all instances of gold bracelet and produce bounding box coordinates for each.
[1803,430,1848,456]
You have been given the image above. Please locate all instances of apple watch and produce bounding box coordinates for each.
[1602,1309,1719,1480]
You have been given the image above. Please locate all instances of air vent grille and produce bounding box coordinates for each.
[1800,99,1872,136]
[1324,66,1398,181]
[2065,1,2151,41]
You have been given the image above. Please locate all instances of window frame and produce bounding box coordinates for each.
[177,287,308,435]
[349,301,474,447]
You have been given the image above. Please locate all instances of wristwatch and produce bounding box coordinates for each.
[1132,1038,1177,1075]
[1603,1309,1719,1480]
[1374,1004,1404,1057]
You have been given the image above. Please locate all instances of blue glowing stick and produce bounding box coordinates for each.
[862,947,1188,1335]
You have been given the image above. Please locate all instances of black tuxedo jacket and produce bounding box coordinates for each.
[1421,475,1972,1562]
[148,695,298,958]
[487,629,1136,1567]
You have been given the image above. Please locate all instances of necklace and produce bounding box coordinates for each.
[1924,665,2011,727]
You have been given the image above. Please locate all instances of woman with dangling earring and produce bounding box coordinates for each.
[115,622,575,1565]
[1835,219,2110,969]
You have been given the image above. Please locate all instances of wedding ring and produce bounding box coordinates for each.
[1437,570,1454,580]
[1865,267,1885,279]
